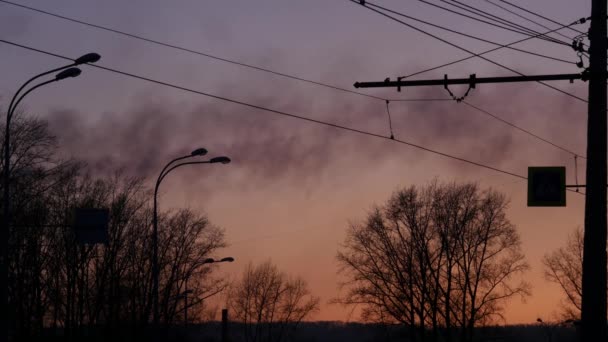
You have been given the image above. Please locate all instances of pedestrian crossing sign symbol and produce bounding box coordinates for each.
[527,166,566,207]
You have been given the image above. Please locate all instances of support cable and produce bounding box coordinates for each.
[497,0,586,35]
[437,0,570,45]
[352,0,588,103]
[0,38,530,181]
[415,0,569,46]
[485,0,582,44]
[385,100,395,139]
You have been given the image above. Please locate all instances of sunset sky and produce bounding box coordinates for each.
[0,0,593,324]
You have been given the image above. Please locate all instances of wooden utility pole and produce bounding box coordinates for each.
[581,0,607,340]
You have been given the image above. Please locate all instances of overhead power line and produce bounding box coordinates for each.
[0,1,586,173]
[438,0,571,45]
[0,38,530,181]
[415,0,569,46]
[352,0,588,104]
[497,0,586,35]
[353,0,576,65]
[485,0,580,44]
[0,0,438,103]
[400,17,584,78]
[348,1,587,157]
[0,0,583,157]
[462,101,586,158]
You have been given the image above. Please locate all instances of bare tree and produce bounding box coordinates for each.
[542,228,583,320]
[336,182,530,342]
[229,261,320,342]
[2,109,230,339]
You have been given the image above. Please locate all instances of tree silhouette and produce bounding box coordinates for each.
[542,228,583,320]
[2,110,228,340]
[336,182,530,342]
[229,261,320,342]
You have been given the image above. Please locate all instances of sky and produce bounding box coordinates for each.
[0,0,594,324]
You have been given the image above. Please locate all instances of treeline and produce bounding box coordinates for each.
[5,115,227,340]
[150,321,580,342]
[7,112,582,342]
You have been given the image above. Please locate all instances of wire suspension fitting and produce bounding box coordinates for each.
[574,154,580,192]
[385,100,395,139]
[444,74,476,102]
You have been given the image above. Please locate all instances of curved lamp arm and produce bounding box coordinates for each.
[9,79,58,121]
[154,148,208,194]
[8,67,82,126]
[159,156,230,184]
[158,161,212,185]
[7,64,75,116]
[8,52,100,117]
[155,154,193,193]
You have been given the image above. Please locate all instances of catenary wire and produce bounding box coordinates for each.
[348,1,587,157]
[0,0,441,103]
[462,101,586,158]
[0,1,587,178]
[0,38,531,181]
[0,0,575,97]
[356,0,575,65]
[0,1,584,156]
[398,20,584,79]
[415,0,569,46]
[439,0,571,45]
[485,0,581,44]
[497,0,586,35]
[353,0,588,104]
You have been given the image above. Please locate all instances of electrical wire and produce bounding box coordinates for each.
[415,0,569,46]
[485,0,581,45]
[439,0,571,46]
[0,0,575,101]
[399,20,583,79]
[0,1,582,158]
[486,0,591,62]
[496,0,592,61]
[497,0,586,35]
[0,0,430,104]
[350,1,587,157]
[353,0,588,104]
[0,38,530,181]
[0,2,588,177]
[358,0,575,65]
[462,101,586,158]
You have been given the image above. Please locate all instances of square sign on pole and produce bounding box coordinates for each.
[527,166,566,207]
[72,208,109,245]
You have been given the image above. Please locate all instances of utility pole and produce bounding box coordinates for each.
[222,308,228,342]
[354,6,606,341]
[581,0,607,341]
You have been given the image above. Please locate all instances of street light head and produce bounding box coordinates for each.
[55,68,82,80]
[210,156,231,164]
[202,258,215,264]
[75,53,101,64]
[190,148,208,156]
[220,257,235,263]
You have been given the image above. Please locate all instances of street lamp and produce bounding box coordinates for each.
[202,257,235,265]
[2,53,100,342]
[180,257,234,327]
[152,150,230,328]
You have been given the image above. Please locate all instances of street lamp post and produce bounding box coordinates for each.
[152,151,230,329]
[2,53,100,342]
[182,257,234,326]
